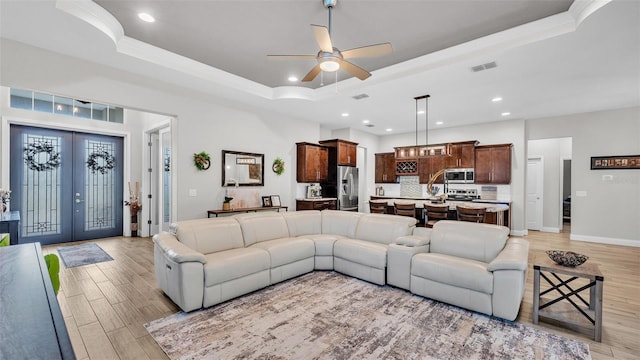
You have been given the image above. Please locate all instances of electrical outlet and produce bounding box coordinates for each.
[189,189,197,197]
[602,175,613,181]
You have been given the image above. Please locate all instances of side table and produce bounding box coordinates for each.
[533,257,604,342]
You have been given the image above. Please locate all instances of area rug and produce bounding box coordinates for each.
[145,272,590,359]
[57,243,113,268]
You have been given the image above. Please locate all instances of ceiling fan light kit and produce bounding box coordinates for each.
[268,0,392,82]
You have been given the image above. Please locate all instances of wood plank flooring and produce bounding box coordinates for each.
[42,225,639,359]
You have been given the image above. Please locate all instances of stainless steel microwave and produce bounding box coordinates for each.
[444,168,475,183]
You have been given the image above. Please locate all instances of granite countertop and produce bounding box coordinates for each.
[297,198,338,201]
[369,197,509,212]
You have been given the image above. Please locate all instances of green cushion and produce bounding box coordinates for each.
[44,254,60,295]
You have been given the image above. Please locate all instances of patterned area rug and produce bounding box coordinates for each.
[145,272,590,360]
[57,243,113,268]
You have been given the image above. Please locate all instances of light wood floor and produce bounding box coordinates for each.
[42,225,639,360]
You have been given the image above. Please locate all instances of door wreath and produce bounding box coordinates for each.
[87,150,116,174]
[24,143,62,172]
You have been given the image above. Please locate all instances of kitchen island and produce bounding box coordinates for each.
[370,195,510,227]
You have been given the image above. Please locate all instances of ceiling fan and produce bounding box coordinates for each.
[268,0,392,82]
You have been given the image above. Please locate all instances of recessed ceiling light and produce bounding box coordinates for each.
[436,121,444,125]
[492,97,503,102]
[501,112,511,116]
[288,76,298,82]
[138,12,155,23]
[386,128,392,132]
[341,113,349,117]
[362,120,370,124]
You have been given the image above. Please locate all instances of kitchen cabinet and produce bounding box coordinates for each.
[395,160,418,176]
[296,142,328,182]
[446,141,478,168]
[475,144,512,184]
[319,139,357,167]
[375,153,397,183]
[419,156,446,183]
[296,199,337,211]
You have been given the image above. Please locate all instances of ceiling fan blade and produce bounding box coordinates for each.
[302,64,322,82]
[267,55,317,60]
[342,43,393,59]
[338,60,371,80]
[311,24,333,53]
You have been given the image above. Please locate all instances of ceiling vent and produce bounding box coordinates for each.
[364,124,374,127]
[471,61,497,72]
[352,93,370,100]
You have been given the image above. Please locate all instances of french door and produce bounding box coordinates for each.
[10,125,123,245]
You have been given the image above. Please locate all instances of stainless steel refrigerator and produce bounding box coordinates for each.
[337,166,359,211]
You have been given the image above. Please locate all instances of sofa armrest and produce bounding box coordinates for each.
[487,238,529,272]
[395,235,430,247]
[153,232,207,264]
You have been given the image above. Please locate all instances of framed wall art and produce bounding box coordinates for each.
[590,155,640,170]
[270,195,281,207]
[261,196,271,207]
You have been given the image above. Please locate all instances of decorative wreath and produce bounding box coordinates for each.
[24,142,61,172]
[87,150,116,174]
[194,151,211,171]
[272,157,285,175]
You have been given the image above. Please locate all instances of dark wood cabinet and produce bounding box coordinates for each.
[319,139,357,167]
[419,156,446,183]
[446,141,478,168]
[475,144,512,184]
[375,152,397,183]
[296,142,329,183]
[296,199,337,211]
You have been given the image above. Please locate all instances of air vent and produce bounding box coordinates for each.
[352,93,370,100]
[364,124,374,127]
[471,61,497,72]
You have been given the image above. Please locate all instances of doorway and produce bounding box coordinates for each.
[9,125,124,245]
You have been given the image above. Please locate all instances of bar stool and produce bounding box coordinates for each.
[394,202,416,218]
[456,205,486,223]
[424,204,449,228]
[369,200,388,214]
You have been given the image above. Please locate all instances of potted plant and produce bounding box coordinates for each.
[223,196,233,210]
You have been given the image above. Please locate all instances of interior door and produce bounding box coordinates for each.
[10,125,123,245]
[527,158,543,231]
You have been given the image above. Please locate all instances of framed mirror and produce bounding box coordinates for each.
[222,150,264,186]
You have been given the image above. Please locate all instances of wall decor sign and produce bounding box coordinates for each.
[590,155,640,170]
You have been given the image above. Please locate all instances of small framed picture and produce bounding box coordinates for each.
[591,155,640,170]
[262,196,271,207]
[271,195,281,207]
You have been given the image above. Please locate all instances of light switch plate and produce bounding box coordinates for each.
[575,190,587,197]
[189,189,197,197]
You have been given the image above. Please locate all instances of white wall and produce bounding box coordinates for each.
[0,39,320,222]
[526,106,640,246]
[528,137,572,232]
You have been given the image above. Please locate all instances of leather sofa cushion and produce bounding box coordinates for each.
[250,237,315,267]
[333,239,388,269]
[173,218,244,255]
[204,247,270,286]
[283,211,322,236]
[304,234,342,256]
[321,210,362,238]
[430,220,509,263]
[235,212,290,246]
[355,214,416,245]
[412,253,493,294]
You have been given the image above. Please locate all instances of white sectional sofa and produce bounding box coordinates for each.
[153,210,529,321]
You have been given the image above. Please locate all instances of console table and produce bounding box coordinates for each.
[533,257,604,342]
[0,242,75,359]
[207,205,288,218]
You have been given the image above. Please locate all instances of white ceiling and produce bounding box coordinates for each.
[0,0,639,136]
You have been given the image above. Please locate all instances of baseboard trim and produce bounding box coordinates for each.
[570,233,640,247]
[541,227,560,233]
[510,229,527,237]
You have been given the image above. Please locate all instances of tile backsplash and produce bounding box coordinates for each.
[399,176,422,197]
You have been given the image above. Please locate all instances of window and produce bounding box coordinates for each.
[10,88,124,124]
